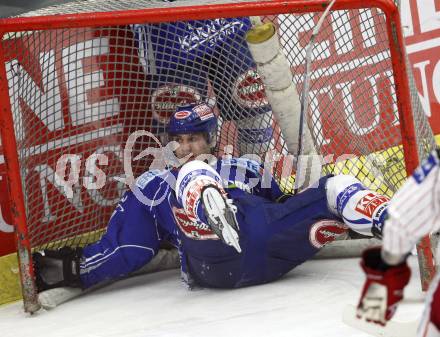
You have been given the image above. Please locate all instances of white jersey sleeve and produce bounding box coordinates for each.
[382,149,440,261]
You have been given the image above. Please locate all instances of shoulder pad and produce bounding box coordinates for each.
[220,158,261,175]
[136,169,170,189]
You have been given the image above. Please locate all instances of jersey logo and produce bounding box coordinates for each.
[336,183,365,216]
[371,203,388,238]
[172,206,218,240]
[136,169,165,189]
[232,69,269,109]
[178,18,246,51]
[309,220,349,249]
[355,193,390,218]
[220,158,261,175]
[413,151,439,184]
[151,84,202,124]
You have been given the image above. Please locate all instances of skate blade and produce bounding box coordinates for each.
[204,188,241,253]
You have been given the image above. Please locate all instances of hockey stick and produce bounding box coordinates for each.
[38,248,180,309]
[342,305,418,337]
[293,0,336,192]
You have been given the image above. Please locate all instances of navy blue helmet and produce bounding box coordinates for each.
[166,103,218,146]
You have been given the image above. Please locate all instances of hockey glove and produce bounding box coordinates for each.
[356,247,411,325]
[33,247,83,292]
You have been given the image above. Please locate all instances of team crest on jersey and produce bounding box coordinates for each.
[151,84,202,124]
[309,220,349,249]
[355,193,390,218]
[172,206,218,240]
[232,69,269,109]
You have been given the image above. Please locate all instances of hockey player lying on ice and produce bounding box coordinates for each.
[356,148,440,336]
[33,103,390,292]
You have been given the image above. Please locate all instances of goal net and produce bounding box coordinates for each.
[0,0,435,312]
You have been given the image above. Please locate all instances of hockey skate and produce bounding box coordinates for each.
[33,247,83,292]
[201,185,241,253]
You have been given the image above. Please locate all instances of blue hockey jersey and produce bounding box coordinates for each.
[131,18,274,152]
[79,158,340,289]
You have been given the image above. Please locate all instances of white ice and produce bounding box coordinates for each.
[0,256,425,337]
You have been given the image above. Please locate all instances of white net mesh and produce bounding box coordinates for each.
[1,1,435,251]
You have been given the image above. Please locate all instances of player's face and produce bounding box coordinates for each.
[170,133,211,161]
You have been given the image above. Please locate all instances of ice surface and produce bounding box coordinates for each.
[0,256,425,337]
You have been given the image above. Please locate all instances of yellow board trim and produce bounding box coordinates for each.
[280,136,440,195]
[0,253,22,306]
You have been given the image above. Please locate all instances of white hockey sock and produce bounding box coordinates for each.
[176,160,225,222]
[326,175,389,237]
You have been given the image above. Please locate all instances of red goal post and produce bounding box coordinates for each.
[0,0,436,313]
